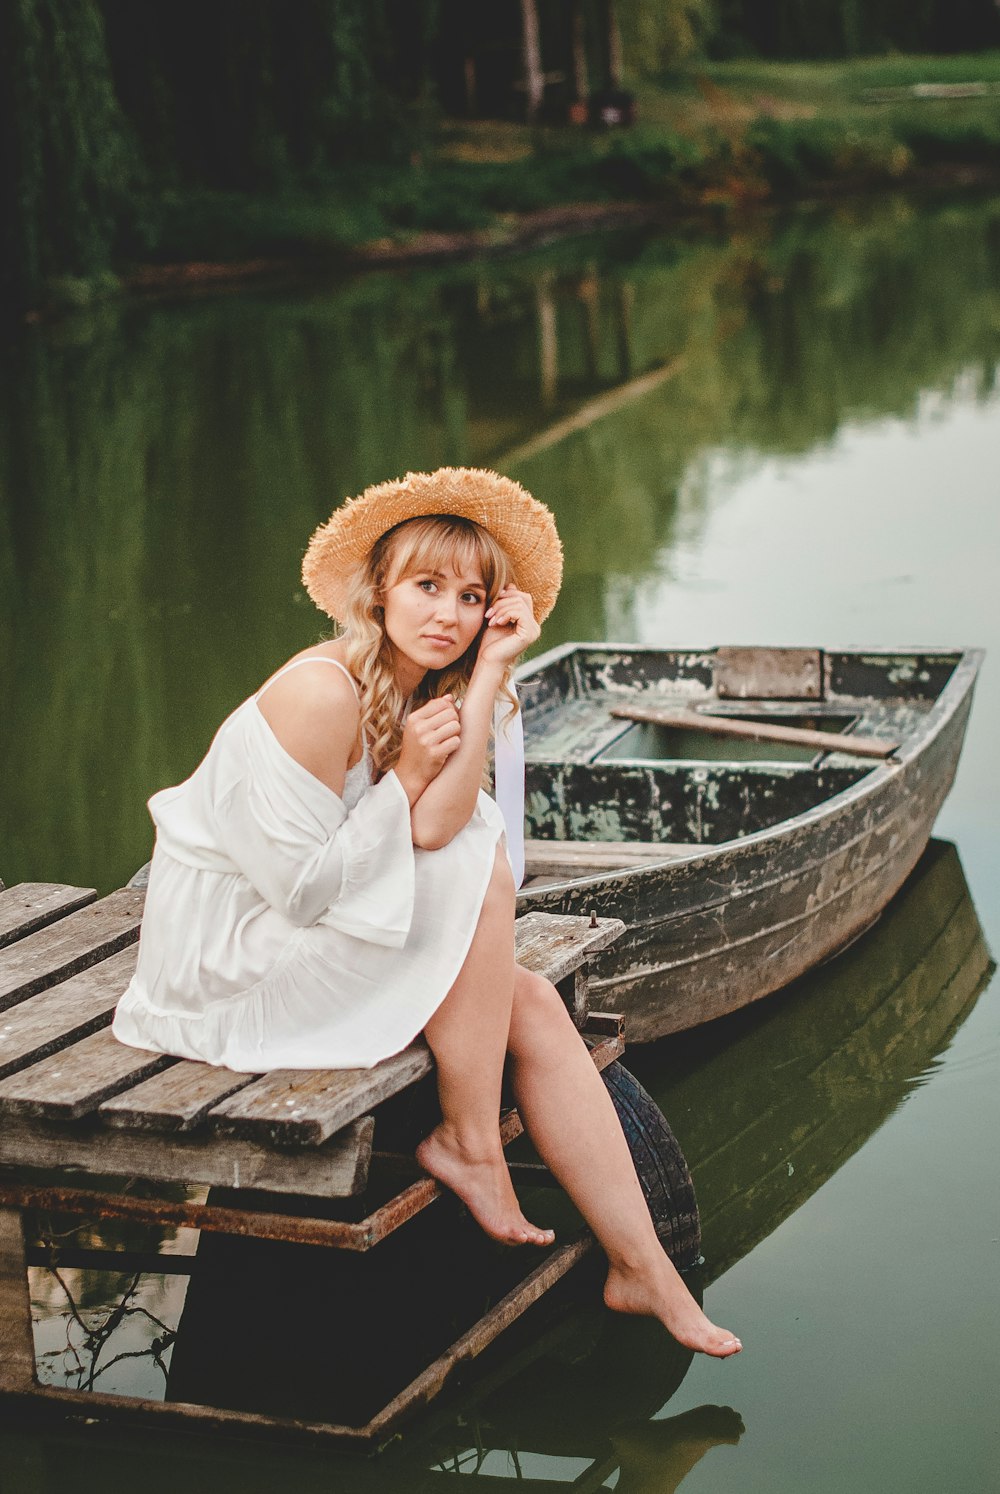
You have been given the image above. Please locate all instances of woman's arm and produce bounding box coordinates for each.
[408,658,505,849]
[219,663,415,937]
[409,586,539,850]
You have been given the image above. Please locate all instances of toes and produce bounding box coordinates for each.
[499,1221,555,1247]
[521,1219,555,1245]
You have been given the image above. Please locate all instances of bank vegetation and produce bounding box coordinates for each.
[2,0,999,314]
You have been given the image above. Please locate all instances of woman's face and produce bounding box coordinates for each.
[381,556,488,679]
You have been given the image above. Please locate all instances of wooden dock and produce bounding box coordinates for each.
[0,879,626,1445]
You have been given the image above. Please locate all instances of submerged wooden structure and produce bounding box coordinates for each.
[0,882,643,1445]
[516,644,981,1040]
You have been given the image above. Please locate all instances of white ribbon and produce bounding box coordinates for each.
[493,683,525,889]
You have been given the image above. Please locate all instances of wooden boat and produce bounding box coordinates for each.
[515,643,982,1041]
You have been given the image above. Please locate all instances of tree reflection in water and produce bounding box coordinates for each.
[2,193,999,894]
[33,1262,175,1395]
[27,1210,196,1399]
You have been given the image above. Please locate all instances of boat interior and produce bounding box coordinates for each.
[517,646,958,870]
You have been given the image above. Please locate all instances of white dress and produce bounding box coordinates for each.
[112,658,507,1072]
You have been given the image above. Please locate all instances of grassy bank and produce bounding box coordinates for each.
[115,53,1000,282]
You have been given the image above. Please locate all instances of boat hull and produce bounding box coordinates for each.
[517,650,979,1041]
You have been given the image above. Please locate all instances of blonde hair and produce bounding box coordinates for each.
[339,515,518,778]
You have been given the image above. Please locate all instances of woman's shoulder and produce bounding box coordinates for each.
[255,645,363,790]
[258,644,360,708]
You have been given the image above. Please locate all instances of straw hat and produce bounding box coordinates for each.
[302,467,563,623]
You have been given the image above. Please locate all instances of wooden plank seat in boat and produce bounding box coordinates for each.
[524,837,700,880]
[0,882,624,1205]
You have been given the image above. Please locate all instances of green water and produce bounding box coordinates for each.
[2,189,999,1491]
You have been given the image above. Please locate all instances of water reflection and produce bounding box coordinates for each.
[420,1403,745,1492]
[635,840,994,1283]
[26,1209,198,1399]
[1,193,999,892]
[33,1267,176,1397]
[19,840,991,1490]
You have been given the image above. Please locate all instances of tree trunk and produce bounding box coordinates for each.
[536,272,558,408]
[570,0,588,104]
[520,0,544,122]
[604,0,623,90]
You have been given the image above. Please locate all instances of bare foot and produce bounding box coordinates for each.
[416,1124,555,1247]
[611,1405,745,1494]
[603,1258,742,1358]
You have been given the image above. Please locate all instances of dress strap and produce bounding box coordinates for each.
[256,656,361,703]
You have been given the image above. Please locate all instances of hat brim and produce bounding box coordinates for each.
[302,467,563,624]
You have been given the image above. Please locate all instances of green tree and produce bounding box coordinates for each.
[617,0,716,72]
[0,0,133,311]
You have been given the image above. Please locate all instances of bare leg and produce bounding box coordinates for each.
[416,850,554,1247]
[506,968,742,1358]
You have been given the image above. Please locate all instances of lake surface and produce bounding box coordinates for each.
[1,188,998,1491]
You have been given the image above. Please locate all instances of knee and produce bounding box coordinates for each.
[509,967,576,1052]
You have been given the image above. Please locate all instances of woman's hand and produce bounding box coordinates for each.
[395,695,462,805]
[476,585,540,669]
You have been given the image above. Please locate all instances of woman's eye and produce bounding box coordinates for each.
[418,579,437,593]
[462,593,484,606]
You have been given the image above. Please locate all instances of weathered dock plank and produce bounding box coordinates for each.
[0,1116,374,1199]
[511,911,625,985]
[0,1026,171,1119]
[209,1043,433,1148]
[0,883,96,949]
[100,1060,258,1132]
[0,947,137,1080]
[0,888,145,1011]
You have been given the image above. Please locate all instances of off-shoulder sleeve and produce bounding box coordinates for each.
[215,765,415,944]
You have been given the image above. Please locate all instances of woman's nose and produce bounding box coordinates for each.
[434,591,459,622]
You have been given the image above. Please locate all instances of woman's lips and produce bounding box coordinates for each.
[423,634,457,646]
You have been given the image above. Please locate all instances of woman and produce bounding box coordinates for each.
[114,467,742,1359]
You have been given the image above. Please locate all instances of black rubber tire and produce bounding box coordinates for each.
[601,1059,701,1270]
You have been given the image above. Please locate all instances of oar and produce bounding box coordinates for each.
[609,705,900,761]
